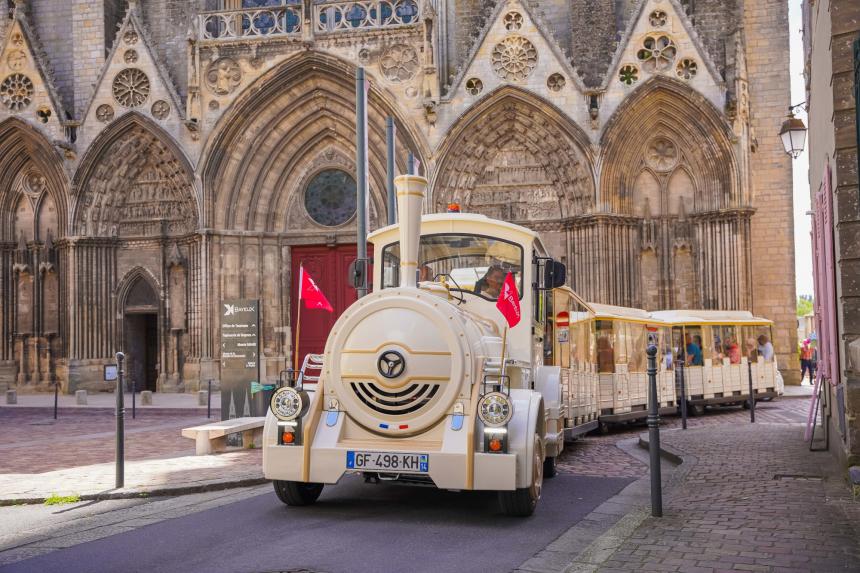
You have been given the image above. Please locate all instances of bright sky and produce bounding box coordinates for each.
[788,0,812,297]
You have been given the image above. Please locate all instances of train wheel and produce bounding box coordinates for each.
[543,456,558,479]
[499,433,543,517]
[599,421,610,435]
[689,403,705,417]
[273,480,324,506]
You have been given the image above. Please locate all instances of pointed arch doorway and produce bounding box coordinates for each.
[123,277,160,392]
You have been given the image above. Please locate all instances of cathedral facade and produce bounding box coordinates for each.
[0,0,798,393]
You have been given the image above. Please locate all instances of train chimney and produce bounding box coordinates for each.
[394,174,426,288]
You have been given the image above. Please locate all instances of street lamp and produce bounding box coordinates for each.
[780,103,808,159]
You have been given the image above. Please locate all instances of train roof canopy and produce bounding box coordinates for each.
[368,213,541,250]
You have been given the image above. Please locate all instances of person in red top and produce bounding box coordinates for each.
[725,337,741,364]
[800,339,815,384]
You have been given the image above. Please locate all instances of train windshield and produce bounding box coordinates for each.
[381,234,524,300]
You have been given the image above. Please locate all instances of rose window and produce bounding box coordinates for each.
[504,11,523,31]
[492,36,538,82]
[619,64,639,85]
[547,73,565,92]
[676,58,698,80]
[645,137,679,172]
[649,10,667,27]
[304,169,358,227]
[0,74,34,112]
[112,68,150,107]
[379,44,419,83]
[637,35,676,72]
[465,77,483,96]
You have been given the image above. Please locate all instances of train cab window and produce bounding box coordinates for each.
[381,234,523,300]
[684,326,705,366]
[595,320,615,373]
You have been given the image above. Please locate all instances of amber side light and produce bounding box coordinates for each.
[446,203,461,213]
[489,438,502,452]
[282,431,296,444]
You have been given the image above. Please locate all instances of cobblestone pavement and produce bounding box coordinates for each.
[0,407,263,502]
[557,398,809,479]
[565,396,860,573]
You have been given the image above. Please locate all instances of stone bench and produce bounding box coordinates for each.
[181,417,265,455]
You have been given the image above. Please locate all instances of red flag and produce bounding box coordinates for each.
[299,267,333,312]
[495,272,521,327]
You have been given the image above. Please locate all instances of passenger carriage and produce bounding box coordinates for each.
[649,310,783,415]
[556,296,677,430]
[263,175,578,516]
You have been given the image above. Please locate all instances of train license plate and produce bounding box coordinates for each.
[346,451,429,473]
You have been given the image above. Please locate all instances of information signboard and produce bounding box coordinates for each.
[221,299,261,421]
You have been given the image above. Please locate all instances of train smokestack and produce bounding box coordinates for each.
[394,175,426,288]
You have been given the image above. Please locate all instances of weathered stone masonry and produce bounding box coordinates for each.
[0,0,798,392]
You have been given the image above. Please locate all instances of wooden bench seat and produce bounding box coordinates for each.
[181,416,266,455]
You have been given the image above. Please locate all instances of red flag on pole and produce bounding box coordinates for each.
[495,272,521,327]
[299,267,333,312]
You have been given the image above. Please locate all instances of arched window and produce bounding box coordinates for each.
[303,169,357,227]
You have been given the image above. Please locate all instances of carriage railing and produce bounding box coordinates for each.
[199,0,421,41]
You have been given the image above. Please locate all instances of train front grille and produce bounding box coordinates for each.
[350,382,441,416]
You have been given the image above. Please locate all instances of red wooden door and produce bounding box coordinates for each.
[290,244,370,364]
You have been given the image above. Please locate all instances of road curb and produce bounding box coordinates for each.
[0,477,269,506]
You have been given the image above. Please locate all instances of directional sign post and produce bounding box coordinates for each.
[221,299,263,429]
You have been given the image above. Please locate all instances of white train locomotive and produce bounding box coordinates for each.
[263,175,572,516]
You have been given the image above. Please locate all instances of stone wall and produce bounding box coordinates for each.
[29,0,74,112]
[71,0,106,117]
[743,0,799,383]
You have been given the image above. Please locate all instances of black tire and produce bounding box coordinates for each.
[273,480,324,506]
[599,421,610,435]
[543,456,557,479]
[499,433,543,517]
[689,403,705,417]
[742,399,751,410]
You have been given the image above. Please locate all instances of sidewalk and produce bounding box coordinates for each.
[554,397,860,573]
[0,405,262,504]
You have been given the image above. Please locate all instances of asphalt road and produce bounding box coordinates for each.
[1,474,632,573]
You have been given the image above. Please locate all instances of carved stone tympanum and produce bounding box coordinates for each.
[645,137,679,172]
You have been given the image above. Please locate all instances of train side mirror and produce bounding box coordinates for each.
[349,258,369,290]
[544,260,566,289]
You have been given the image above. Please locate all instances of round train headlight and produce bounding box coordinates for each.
[478,392,513,427]
[270,387,307,421]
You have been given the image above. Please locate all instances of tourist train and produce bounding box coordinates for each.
[263,174,782,516]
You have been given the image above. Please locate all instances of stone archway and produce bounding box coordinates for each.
[68,114,199,392]
[599,76,748,310]
[121,275,160,392]
[433,87,595,224]
[0,119,69,390]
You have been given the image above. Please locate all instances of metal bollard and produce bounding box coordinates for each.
[131,377,136,420]
[747,360,755,423]
[207,380,212,419]
[53,381,59,420]
[115,352,126,489]
[646,345,663,517]
[677,361,688,430]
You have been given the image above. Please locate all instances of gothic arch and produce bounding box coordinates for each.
[115,265,162,310]
[433,86,595,221]
[0,118,69,242]
[72,113,199,238]
[599,76,740,215]
[200,51,429,232]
